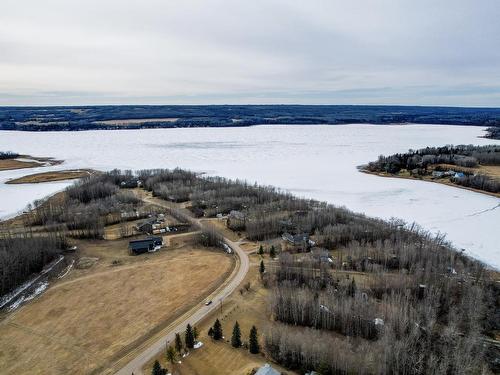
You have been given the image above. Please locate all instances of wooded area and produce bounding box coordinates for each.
[365,144,500,194]
[1,105,499,131]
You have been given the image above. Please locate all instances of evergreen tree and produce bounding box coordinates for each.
[348,278,356,297]
[185,323,195,348]
[165,345,177,365]
[249,325,260,354]
[193,326,199,341]
[258,245,264,255]
[208,326,214,337]
[174,333,183,353]
[269,245,276,258]
[212,318,223,340]
[259,260,265,275]
[152,360,165,375]
[231,321,242,348]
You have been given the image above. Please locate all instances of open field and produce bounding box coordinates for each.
[6,169,96,184]
[0,238,234,375]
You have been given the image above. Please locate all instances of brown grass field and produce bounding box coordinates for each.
[6,169,96,184]
[0,159,42,171]
[0,237,234,375]
[0,155,63,171]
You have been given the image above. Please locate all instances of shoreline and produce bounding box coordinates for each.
[0,155,62,171]
[5,169,96,184]
[359,167,500,199]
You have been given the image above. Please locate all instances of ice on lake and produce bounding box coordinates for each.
[0,124,498,267]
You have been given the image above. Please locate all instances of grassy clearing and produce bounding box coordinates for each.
[0,239,234,375]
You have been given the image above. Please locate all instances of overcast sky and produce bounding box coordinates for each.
[1,0,499,106]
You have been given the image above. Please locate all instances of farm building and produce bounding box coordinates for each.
[128,236,163,255]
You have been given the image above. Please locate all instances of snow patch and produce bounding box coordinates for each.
[9,281,48,311]
[193,341,204,349]
[58,259,75,279]
[0,255,63,309]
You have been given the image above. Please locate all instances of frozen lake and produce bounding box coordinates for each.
[0,124,499,267]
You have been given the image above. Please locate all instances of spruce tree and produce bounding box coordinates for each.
[212,318,223,340]
[152,360,164,375]
[174,333,183,353]
[193,326,199,341]
[208,326,214,337]
[249,325,260,354]
[165,345,177,364]
[269,245,276,258]
[349,278,356,297]
[258,245,264,255]
[259,260,265,274]
[185,323,195,348]
[231,321,242,348]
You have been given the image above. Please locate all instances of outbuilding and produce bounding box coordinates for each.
[128,236,163,255]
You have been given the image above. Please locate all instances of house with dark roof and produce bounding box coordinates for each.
[128,236,163,255]
[282,232,314,251]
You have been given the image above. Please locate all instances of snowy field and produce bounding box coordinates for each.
[0,124,499,267]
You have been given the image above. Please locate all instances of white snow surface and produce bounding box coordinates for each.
[193,341,204,349]
[0,124,499,267]
[8,281,48,311]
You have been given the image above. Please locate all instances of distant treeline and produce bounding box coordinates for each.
[485,126,500,140]
[0,151,19,159]
[1,105,500,131]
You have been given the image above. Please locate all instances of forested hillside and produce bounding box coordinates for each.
[1,105,499,131]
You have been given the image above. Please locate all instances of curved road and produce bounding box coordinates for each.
[115,198,250,375]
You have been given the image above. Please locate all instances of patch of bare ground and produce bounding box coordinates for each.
[0,238,234,375]
[0,155,62,171]
[6,169,96,184]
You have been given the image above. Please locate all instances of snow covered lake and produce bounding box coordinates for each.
[0,124,499,267]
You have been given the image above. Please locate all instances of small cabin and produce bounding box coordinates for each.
[128,236,163,255]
